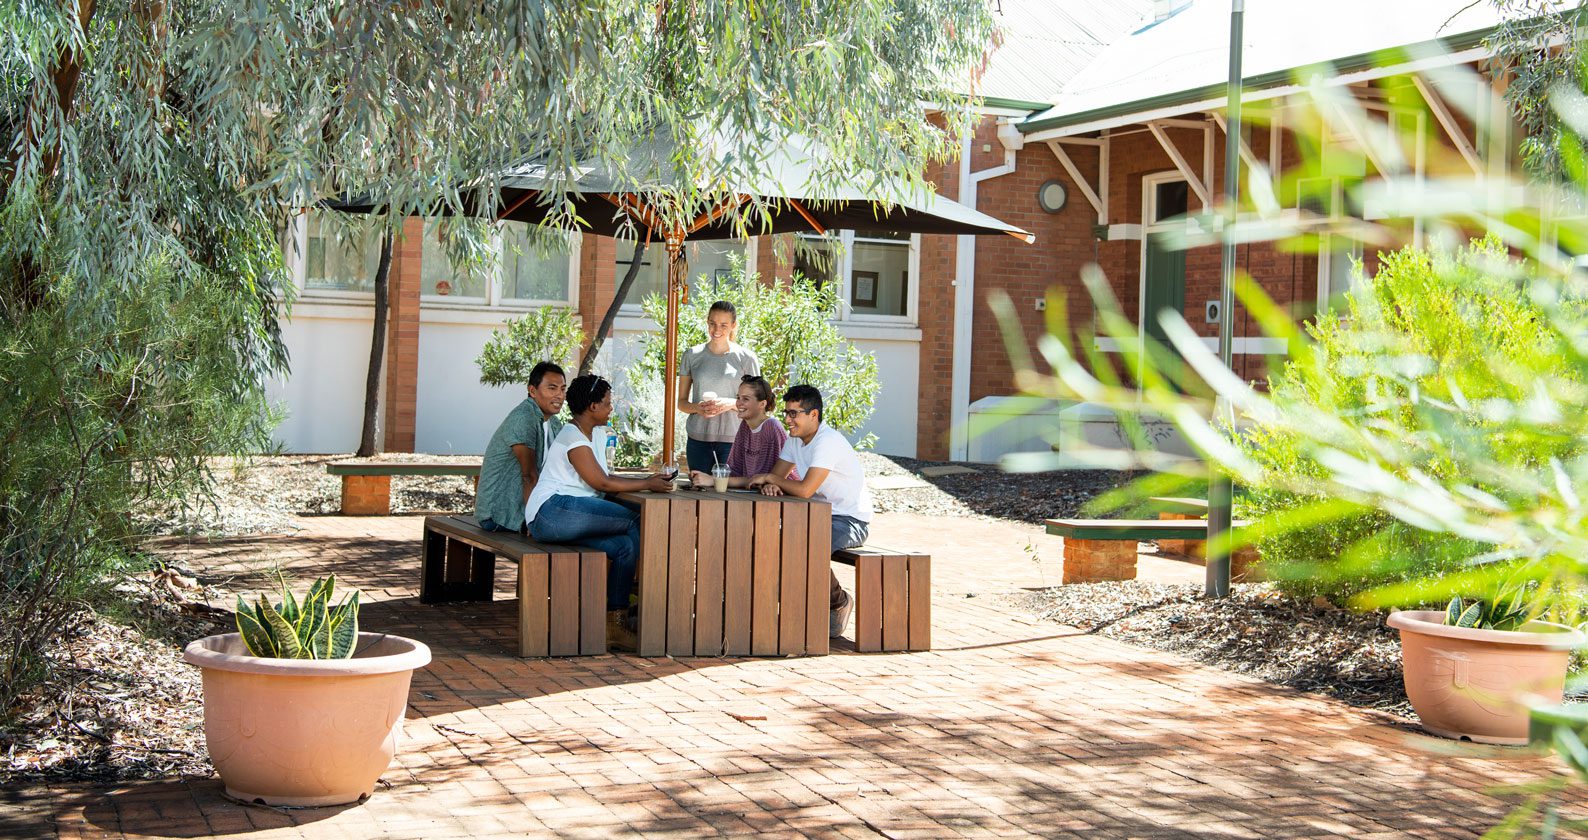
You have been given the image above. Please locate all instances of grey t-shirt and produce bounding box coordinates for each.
[682,341,760,443]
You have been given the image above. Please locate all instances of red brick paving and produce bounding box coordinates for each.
[5,512,1585,838]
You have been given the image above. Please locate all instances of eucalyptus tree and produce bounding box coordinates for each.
[0,0,995,705]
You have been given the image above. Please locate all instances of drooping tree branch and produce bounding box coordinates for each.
[5,0,98,313]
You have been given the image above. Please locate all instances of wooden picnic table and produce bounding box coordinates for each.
[615,487,832,658]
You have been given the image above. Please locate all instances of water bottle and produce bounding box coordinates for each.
[604,428,618,470]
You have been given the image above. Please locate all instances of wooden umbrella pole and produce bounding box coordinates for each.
[661,231,686,463]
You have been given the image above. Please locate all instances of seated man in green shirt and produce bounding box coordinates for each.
[475,362,567,532]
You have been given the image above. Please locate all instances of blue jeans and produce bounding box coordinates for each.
[686,438,734,473]
[829,515,869,608]
[529,495,640,611]
[478,518,522,534]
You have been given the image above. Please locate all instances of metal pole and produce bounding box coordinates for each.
[661,233,684,464]
[1207,0,1244,598]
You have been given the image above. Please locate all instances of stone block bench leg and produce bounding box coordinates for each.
[341,474,391,516]
[1061,538,1138,583]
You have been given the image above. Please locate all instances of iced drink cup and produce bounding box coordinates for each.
[712,464,730,493]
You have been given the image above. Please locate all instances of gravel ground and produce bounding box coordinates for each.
[1009,582,1414,719]
[869,454,1133,524]
[138,453,1138,538]
[140,453,482,537]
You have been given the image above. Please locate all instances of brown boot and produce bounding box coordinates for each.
[606,610,637,653]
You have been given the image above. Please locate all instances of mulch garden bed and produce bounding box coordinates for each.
[1010,582,1415,719]
[1,564,231,784]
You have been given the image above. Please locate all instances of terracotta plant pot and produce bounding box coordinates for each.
[183,632,432,806]
[1387,610,1583,746]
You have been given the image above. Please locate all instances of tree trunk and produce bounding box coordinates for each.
[580,237,649,375]
[356,230,393,457]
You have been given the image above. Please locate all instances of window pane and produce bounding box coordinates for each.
[686,240,746,296]
[502,223,572,302]
[304,214,380,292]
[422,222,490,298]
[793,235,838,287]
[614,236,667,305]
[851,239,909,317]
[1154,180,1189,222]
[614,238,746,306]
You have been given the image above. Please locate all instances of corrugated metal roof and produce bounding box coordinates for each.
[974,0,1156,105]
[1016,0,1505,134]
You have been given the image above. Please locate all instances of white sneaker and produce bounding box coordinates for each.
[829,589,853,638]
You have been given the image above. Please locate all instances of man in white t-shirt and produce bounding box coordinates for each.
[748,384,873,638]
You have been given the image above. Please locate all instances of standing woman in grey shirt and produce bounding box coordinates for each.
[678,301,761,472]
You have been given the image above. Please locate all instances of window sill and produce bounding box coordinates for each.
[837,323,922,342]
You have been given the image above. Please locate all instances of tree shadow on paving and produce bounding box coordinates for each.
[23,652,1588,838]
[380,682,1574,838]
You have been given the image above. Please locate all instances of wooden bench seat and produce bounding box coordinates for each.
[832,546,931,652]
[421,515,606,657]
[329,460,481,515]
[1044,518,1260,583]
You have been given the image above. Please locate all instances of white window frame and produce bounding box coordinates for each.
[1316,234,1363,311]
[796,230,920,326]
[286,213,580,310]
[287,211,376,303]
[615,239,756,315]
[1137,170,1190,343]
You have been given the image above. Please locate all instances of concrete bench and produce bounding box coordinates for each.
[1044,518,1260,583]
[328,460,481,515]
[421,515,607,657]
[832,546,931,652]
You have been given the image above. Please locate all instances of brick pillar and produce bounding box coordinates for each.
[915,232,957,461]
[1060,538,1139,583]
[915,151,961,461]
[579,234,619,364]
[383,217,423,452]
[755,234,795,285]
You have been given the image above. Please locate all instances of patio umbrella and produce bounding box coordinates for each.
[333,128,1034,457]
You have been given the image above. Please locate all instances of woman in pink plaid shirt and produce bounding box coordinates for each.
[689,375,795,488]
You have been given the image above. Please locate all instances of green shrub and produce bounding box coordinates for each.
[630,260,881,451]
[476,307,585,387]
[0,241,284,710]
[1234,237,1586,604]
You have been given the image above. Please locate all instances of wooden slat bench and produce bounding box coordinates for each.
[328,460,481,515]
[1044,518,1260,583]
[421,515,607,657]
[832,547,931,652]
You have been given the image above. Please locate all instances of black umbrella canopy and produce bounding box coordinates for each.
[325,126,1033,458]
[482,127,1033,242]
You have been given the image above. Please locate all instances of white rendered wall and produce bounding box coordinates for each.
[269,307,922,457]
[845,332,919,458]
[265,301,376,454]
[414,307,536,454]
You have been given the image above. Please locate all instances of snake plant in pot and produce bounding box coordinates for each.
[1386,579,1583,746]
[183,575,431,806]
